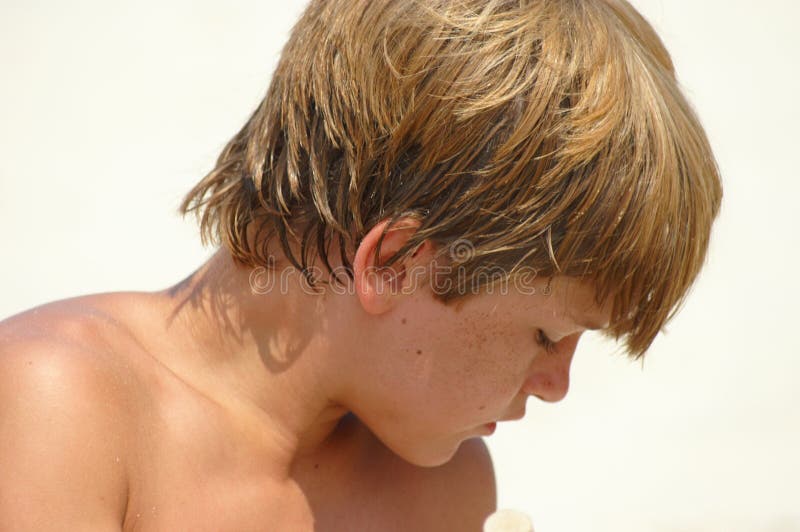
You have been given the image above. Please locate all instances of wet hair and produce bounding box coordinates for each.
[180,0,723,357]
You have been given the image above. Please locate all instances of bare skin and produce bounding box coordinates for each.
[0,219,610,530]
[0,291,494,531]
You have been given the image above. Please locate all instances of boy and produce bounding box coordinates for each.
[0,0,721,530]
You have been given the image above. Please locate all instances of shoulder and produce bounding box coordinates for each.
[371,435,497,532]
[0,295,145,403]
[0,295,144,428]
[415,437,497,531]
[0,298,138,529]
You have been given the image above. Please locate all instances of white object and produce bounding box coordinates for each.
[483,508,534,532]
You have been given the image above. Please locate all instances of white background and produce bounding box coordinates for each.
[1,1,798,530]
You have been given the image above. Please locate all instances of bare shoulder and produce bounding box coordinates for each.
[402,438,497,532]
[0,296,140,530]
[360,430,497,532]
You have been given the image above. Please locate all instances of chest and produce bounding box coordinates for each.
[120,402,416,531]
[122,456,415,532]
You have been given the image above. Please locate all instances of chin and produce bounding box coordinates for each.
[389,436,465,468]
[356,415,467,467]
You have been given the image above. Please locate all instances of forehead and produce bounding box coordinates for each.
[553,277,611,325]
[444,274,611,329]
[513,275,612,329]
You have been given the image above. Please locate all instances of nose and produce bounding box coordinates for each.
[523,333,581,403]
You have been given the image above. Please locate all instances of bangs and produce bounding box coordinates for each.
[393,0,723,356]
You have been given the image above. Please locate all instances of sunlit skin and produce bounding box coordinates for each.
[147,218,612,468]
[344,220,612,466]
[0,218,612,530]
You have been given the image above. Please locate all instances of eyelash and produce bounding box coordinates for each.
[536,329,558,355]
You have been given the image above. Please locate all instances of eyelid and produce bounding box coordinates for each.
[535,329,558,354]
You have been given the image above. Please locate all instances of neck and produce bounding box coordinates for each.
[152,248,354,473]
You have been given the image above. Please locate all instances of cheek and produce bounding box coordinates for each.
[430,314,530,407]
[461,307,531,365]
[389,299,533,410]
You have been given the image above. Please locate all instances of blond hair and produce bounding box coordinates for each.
[180,0,723,357]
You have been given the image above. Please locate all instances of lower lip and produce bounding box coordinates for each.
[482,422,497,435]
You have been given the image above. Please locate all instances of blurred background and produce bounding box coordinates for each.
[1,1,798,530]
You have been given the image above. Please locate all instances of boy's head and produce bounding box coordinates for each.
[181,0,722,358]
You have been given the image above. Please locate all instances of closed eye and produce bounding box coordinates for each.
[535,329,558,355]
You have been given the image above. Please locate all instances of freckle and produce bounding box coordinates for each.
[478,405,486,411]
[401,318,407,324]
[314,463,319,469]
[416,349,422,355]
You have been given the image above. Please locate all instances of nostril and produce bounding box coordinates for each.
[524,372,570,403]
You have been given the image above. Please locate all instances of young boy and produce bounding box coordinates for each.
[0,0,722,530]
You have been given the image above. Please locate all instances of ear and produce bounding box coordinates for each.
[353,217,436,315]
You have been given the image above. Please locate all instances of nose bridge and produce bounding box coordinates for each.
[525,332,581,403]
